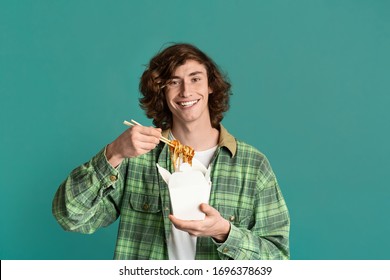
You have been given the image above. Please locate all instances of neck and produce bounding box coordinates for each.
[171,121,219,151]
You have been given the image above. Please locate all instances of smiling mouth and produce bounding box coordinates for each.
[178,99,199,108]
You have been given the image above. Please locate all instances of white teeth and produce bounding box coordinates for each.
[179,100,198,107]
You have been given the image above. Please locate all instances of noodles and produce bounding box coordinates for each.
[169,139,195,171]
[122,120,194,170]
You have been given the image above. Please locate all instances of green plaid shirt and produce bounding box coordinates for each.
[52,125,290,260]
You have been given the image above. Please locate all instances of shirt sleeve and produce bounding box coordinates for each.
[52,147,126,234]
[215,158,290,260]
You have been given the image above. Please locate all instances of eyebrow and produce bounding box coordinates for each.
[189,71,205,76]
[170,71,206,79]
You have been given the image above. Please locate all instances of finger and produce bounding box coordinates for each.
[169,215,198,229]
[131,126,161,146]
[136,129,162,144]
[169,214,181,226]
[169,215,185,231]
[134,142,159,153]
[137,126,162,139]
[199,203,217,216]
[133,133,160,147]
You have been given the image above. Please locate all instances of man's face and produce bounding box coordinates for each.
[165,60,212,126]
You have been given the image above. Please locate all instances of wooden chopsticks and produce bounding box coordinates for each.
[123,119,174,147]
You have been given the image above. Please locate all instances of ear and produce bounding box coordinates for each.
[208,86,213,94]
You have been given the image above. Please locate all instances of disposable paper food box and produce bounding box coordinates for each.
[156,159,211,220]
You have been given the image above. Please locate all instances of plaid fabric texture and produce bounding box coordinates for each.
[52,125,290,260]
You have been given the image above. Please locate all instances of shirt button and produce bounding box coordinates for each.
[229,216,235,222]
[109,175,117,182]
[143,203,149,210]
[223,248,229,253]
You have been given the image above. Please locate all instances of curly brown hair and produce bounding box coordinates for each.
[139,43,231,130]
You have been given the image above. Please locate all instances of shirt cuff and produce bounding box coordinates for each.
[214,223,247,260]
[91,147,121,193]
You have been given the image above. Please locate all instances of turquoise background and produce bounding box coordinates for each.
[1,0,389,260]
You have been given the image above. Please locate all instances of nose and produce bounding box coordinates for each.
[179,81,191,98]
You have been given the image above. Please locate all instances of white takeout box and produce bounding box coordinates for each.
[156,159,211,220]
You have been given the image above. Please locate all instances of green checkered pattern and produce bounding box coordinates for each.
[52,126,290,260]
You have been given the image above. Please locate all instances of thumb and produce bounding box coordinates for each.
[199,203,215,215]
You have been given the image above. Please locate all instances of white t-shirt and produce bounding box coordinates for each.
[167,132,217,259]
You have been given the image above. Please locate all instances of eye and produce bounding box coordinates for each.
[168,79,181,87]
[191,76,201,83]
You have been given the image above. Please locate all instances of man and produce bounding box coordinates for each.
[52,43,290,260]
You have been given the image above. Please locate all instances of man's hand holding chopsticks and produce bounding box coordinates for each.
[105,125,162,168]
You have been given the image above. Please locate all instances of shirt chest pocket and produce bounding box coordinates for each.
[217,205,254,228]
[129,193,162,214]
